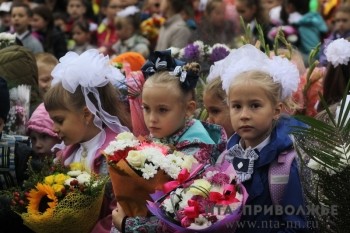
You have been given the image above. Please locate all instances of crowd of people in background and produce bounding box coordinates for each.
[1,0,350,233]
[0,0,347,64]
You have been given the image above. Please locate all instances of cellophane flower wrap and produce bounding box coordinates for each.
[103,132,199,217]
[147,161,248,233]
[11,158,109,233]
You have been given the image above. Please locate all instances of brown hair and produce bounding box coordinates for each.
[236,0,269,24]
[44,82,130,129]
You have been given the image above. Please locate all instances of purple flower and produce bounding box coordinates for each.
[209,45,230,63]
[184,44,201,61]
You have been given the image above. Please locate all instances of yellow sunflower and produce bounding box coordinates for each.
[27,183,58,221]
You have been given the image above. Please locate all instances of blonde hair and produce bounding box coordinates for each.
[44,82,130,128]
[228,70,297,110]
[144,62,201,102]
[35,52,58,66]
[204,77,226,103]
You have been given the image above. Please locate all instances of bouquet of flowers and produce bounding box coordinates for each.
[0,32,16,50]
[140,15,165,49]
[147,161,248,232]
[11,158,109,233]
[292,91,350,232]
[103,132,199,217]
[4,85,31,135]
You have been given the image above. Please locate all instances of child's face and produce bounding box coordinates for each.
[207,2,226,27]
[0,12,11,28]
[31,13,47,32]
[67,0,86,20]
[105,0,122,21]
[54,18,67,32]
[11,6,30,34]
[147,0,161,15]
[142,82,192,139]
[48,107,92,145]
[228,83,281,148]
[115,18,134,40]
[235,1,257,23]
[334,11,350,35]
[72,26,90,45]
[203,92,234,138]
[29,131,60,156]
[262,0,281,11]
[37,63,54,97]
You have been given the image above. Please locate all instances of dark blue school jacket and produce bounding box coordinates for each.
[227,116,310,233]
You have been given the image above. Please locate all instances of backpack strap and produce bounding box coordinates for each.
[269,149,296,205]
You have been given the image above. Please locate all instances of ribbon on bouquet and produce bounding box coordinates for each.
[154,163,211,203]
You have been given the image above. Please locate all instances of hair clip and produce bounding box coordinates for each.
[141,50,185,79]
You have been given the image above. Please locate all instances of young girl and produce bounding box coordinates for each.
[319,4,350,66]
[35,52,58,99]
[112,6,150,58]
[97,0,120,56]
[203,77,235,138]
[318,38,350,112]
[111,50,227,232]
[218,44,308,232]
[235,0,272,46]
[70,19,96,54]
[43,49,130,233]
[281,0,327,64]
[15,103,62,187]
[31,5,67,59]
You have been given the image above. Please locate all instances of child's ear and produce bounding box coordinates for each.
[185,100,197,118]
[82,106,94,124]
[273,102,283,120]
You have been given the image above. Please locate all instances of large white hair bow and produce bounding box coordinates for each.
[51,49,128,133]
[220,44,299,100]
[325,38,350,67]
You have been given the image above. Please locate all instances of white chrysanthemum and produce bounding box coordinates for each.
[188,215,212,229]
[103,139,139,155]
[193,40,205,57]
[169,47,180,57]
[162,198,176,213]
[166,154,184,166]
[141,163,158,179]
[178,48,185,59]
[178,191,194,209]
[76,172,91,185]
[163,164,182,179]
[325,38,350,67]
